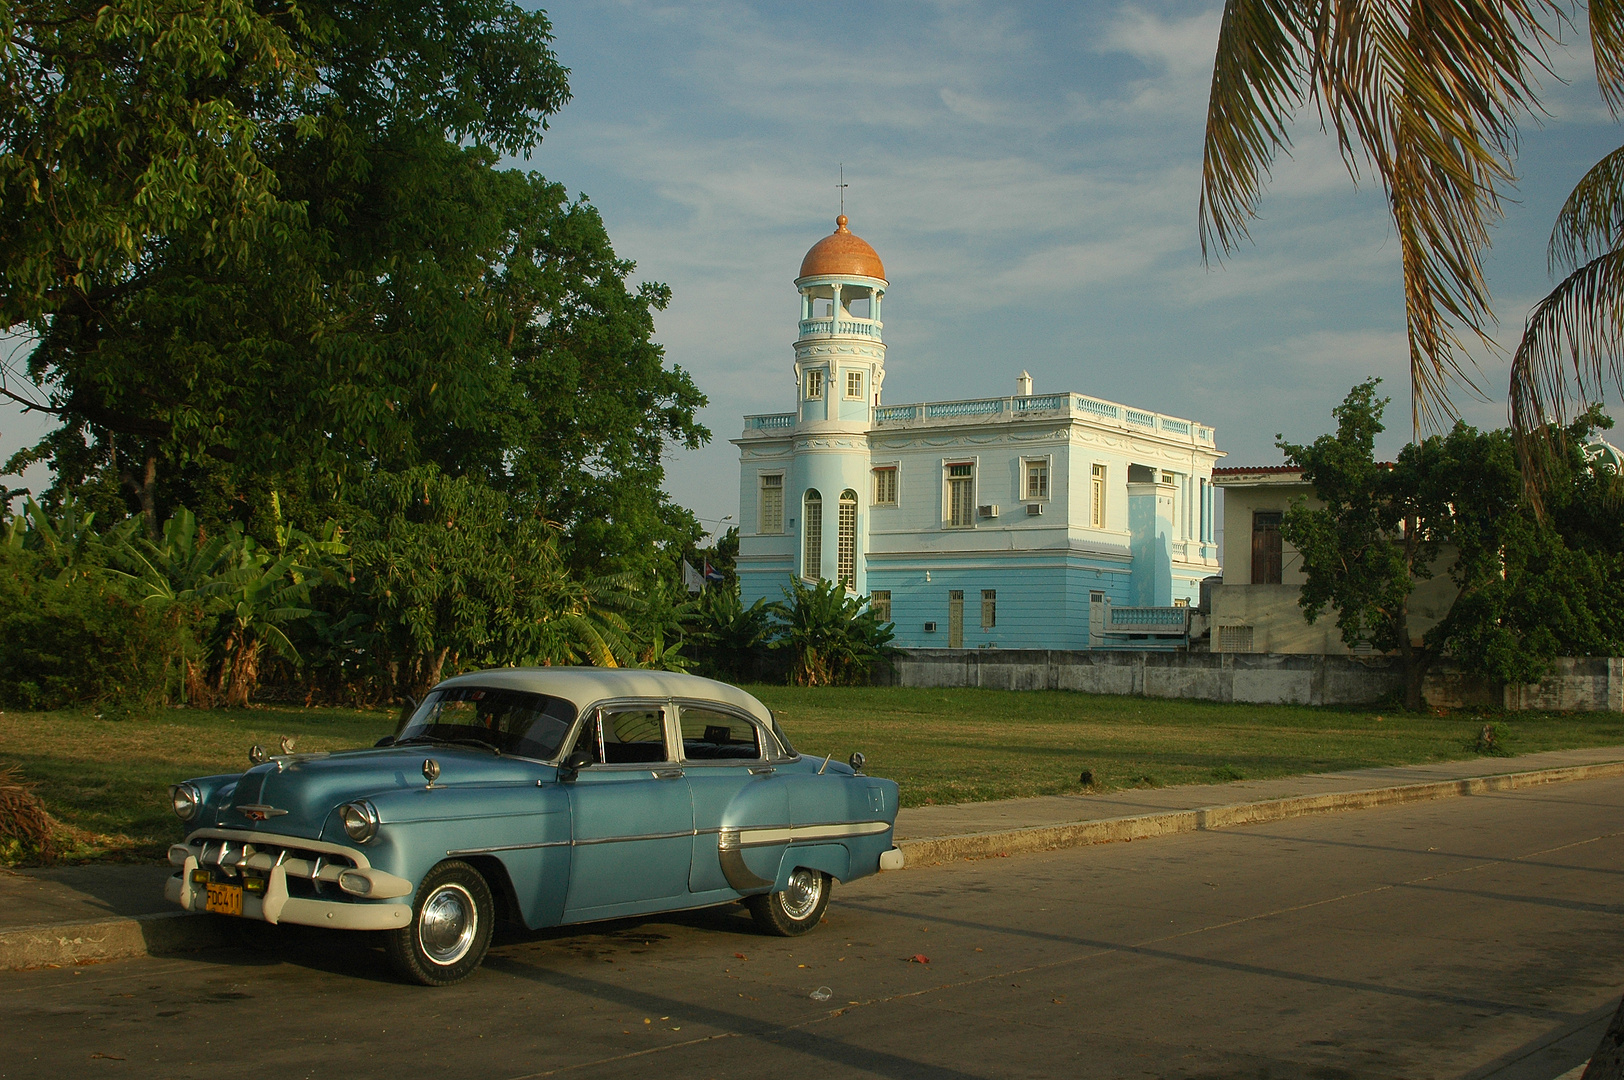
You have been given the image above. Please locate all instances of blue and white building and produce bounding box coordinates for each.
[733,217,1224,649]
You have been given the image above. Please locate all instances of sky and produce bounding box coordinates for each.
[4,0,1623,533]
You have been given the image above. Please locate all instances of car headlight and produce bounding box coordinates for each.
[340,800,379,843]
[170,783,202,821]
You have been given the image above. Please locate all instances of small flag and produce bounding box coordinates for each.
[682,561,704,594]
[703,560,725,584]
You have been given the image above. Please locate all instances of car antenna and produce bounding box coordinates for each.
[818,753,833,775]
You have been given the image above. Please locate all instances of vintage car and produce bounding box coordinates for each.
[165,668,903,984]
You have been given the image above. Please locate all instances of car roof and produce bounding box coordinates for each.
[434,667,773,721]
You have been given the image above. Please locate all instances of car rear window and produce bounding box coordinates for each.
[399,687,577,760]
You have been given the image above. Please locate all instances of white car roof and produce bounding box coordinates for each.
[435,667,774,722]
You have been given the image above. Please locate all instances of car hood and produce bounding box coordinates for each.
[220,747,541,840]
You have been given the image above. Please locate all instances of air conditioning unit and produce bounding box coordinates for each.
[1026,503,1043,516]
[977,504,999,518]
[923,621,938,633]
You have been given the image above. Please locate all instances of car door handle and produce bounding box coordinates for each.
[748,766,775,776]
[654,768,685,779]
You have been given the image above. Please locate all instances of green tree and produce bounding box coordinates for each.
[349,467,638,700]
[1280,381,1624,709]
[1199,0,1624,465]
[5,2,705,569]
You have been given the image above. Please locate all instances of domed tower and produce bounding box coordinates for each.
[788,215,887,592]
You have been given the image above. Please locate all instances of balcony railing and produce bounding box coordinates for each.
[869,393,1210,444]
[744,413,794,431]
[798,318,882,339]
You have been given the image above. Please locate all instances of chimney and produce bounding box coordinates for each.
[1017,370,1033,396]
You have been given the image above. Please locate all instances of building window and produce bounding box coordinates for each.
[845,370,864,399]
[1161,470,1175,484]
[1252,512,1283,584]
[981,589,996,629]
[869,589,891,624]
[837,489,858,588]
[948,590,964,648]
[805,369,824,399]
[803,490,822,579]
[946,462,974,527]
[873,466,897,506]
[758,474,783,534]
[1024,459,1049,500]
[1090,464,1106,528]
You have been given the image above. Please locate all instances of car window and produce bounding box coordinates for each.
[568,707,672,765]
[679,706,763,762]
[397,687,577,759]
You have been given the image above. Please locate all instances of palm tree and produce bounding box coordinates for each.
[1200,0,1624,470]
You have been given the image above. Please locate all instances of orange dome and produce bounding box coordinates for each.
[799,215,885,280]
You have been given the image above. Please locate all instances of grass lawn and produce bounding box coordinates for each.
[3,687,1623,864]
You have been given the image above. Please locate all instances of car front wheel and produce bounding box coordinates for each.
[385,860,494,986]
[747,868,831,936]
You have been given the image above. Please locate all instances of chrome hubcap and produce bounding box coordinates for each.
[780,869,823,921]
[418,883,477,966]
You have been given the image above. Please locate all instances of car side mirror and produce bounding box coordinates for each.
[374,735,396,748]
[559,750,593,781]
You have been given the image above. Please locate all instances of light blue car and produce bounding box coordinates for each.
[165,668,903,984]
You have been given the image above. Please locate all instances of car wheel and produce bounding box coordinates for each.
[747,868,831,936]
[385,860,494,986]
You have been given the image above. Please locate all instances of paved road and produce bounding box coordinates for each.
[5,777,1624,1080]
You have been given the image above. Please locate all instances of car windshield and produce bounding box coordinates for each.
[398,687,577,760]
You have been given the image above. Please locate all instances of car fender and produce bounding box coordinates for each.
[773,842,851,887]
[357,782,573,929]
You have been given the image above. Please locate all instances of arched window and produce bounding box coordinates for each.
[837,489,858,588]
[802,489,822,580]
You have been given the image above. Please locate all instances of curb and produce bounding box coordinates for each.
[896,759,1624,867]
[5,759,1623,971]
[0,910,230,970]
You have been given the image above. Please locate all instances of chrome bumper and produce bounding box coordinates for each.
[167,829,413,931]
[166,863,411,930]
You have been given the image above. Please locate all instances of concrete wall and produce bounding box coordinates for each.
[1209,575,1461,656]
[887,649,1624,711]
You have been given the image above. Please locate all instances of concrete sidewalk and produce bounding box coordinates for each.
[4,744,1623,970]
[894,744,1624,863]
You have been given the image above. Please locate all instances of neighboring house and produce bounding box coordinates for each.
[1209,466,1458,655]
[733,216,1223,649]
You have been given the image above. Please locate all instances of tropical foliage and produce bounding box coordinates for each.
[770,579,896,687]
[1279,381,1624,708]
[1200,0,1624,466]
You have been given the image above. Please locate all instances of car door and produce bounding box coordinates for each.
[677,702,789,896]
[562,702,694,919]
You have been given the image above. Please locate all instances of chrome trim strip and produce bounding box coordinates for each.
[737,820,891,847]
[447,840,571,856]
[572,829,695,846]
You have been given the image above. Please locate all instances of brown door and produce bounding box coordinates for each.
[948,590,964,648]
[1251,512,1282,584]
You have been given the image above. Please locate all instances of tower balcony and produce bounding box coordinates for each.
[798,317,883,341]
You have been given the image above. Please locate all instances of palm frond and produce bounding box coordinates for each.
[1200,0,1311,258]
[1509,246,1624,480]
[1203,0,1555,431]
[1548,142,1624,274]
[1592,0,1624,112]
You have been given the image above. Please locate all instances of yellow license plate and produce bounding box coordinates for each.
[205,882,243,916]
